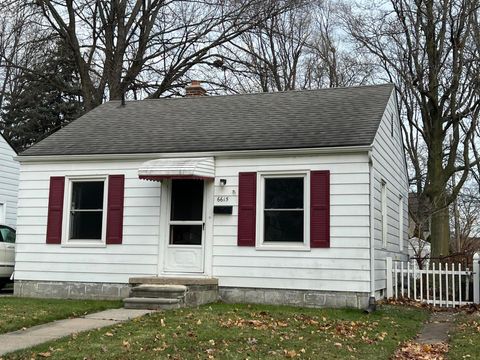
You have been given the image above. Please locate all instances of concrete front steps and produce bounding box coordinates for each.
[123,277,218,310]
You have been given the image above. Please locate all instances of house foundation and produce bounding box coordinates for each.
[219,287,369,309]
[14,280,369,309]
[14,280,131,300]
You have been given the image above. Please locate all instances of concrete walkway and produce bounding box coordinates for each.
[416,311,457,344]
[0,308,154,355]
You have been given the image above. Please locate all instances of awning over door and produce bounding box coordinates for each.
[138,157,215,181]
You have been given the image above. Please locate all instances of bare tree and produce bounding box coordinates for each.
[31,0,291,110]
[344,0,480,256]
[450,185,480,254]
[208,0,373,94]
[0,4,51,110]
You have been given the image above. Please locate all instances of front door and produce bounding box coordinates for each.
[164,179,205,273]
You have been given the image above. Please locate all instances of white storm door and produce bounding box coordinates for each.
[164,179,205,273]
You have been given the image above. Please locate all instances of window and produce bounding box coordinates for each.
[381,180,388,247]
[0,225,15,243]
[258,173,308,248]
[398,195,404,251]
[0,203,5,224]
[66,179,106,242]
[391,114,394,136]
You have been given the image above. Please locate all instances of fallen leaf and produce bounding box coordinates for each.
[284,349,297,358]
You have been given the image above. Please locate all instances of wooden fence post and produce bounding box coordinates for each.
[386,257,393,298]
[474,253,480,304]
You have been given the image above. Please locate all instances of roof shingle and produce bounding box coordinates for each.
[21,84,394,156]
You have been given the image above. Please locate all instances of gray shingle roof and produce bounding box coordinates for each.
[21,84,394,156]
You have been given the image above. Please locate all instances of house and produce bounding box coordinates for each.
[0,133,19,227]
[0,132,19,285]
[12,83,408,309]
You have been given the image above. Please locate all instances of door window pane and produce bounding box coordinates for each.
[170,225,202,245]
[171,180,204,221]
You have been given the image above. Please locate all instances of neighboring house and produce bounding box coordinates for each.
[0,133,19,227]
[0,133,19,285]
[13,83,409,308]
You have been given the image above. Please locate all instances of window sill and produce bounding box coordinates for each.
[62,241,106,248]
[255,243,311,252]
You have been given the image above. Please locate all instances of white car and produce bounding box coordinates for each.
[0,225,15,289]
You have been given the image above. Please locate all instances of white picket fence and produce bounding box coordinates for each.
[386,253,480,308]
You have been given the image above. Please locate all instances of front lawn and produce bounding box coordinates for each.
[447,313,480,360]
[0,297,122,334]
[5,303,428,359]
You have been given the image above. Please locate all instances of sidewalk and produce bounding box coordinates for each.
[0,308,154,356]
[416,311,456,344]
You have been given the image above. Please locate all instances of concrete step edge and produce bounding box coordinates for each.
[130,291,185,299]
[123,297,181,305]
[134,284,187,292]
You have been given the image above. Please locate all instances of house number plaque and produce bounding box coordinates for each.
[214,194,235,207]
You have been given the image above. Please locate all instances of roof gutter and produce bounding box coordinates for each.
[14,145,372,163]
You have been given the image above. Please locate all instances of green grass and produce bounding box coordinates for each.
[5,303,428,360]
[447,313,480,360]
[0,297,122,334]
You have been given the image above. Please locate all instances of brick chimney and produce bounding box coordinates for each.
[185,80,207,97]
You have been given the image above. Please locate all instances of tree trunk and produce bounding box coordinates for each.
[430,203,450,257]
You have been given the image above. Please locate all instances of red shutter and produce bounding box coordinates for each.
[46,177,65,244]
[106,175,125,244]
[311,170,330,248]
[238,172,257,246]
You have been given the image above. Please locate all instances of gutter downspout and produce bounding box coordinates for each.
[365,149,376,313]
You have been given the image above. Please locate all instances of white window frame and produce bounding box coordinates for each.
[256,171,310,251]
[381,180,388,248]
[399,194,404,251]
[62,176,108,247]
[0,201,6,225]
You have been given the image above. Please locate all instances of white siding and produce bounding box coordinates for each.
[14,160,161,283]
[0,135,19,227]
[371,91,409,293]
[16,152,372,294]
[212,153,371,293]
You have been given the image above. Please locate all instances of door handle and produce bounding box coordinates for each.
[203,223,205,230]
